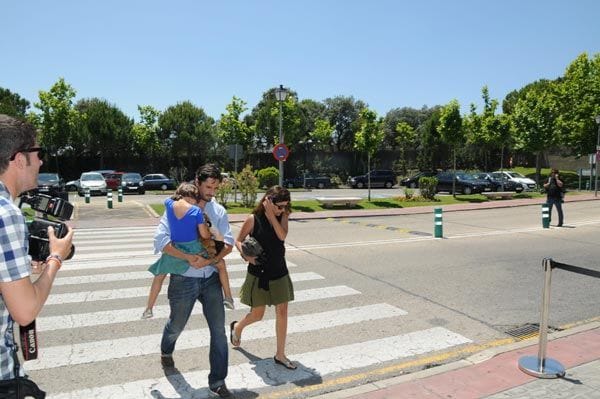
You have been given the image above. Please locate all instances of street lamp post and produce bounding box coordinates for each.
[299,138,313,189]
[275,85,289,187]
[595,115,600,197]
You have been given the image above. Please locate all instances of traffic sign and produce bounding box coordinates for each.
[596,150,600,162]
[272,143,290,161]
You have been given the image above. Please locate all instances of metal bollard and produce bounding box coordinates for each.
[434,207,443,238]
[118,186,123,202]
[107,191,113,209]
[518,258,565,378]
[85,188,90,204]
[542,203,550,228]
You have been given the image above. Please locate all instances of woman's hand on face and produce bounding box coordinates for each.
[263,197,276,217]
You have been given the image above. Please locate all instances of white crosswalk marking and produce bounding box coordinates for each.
[30,226,473,398]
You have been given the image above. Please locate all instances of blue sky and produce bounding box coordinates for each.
[2,0,599,121]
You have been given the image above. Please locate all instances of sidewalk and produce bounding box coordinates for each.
[315,322,600,399]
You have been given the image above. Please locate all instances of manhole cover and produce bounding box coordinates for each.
[504,323,562,340]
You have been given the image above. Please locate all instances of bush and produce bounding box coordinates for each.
[215,177,234,207]
[404,188,414,200]
[256,167,279,188]
[419,176,438,200]
[237,165,260,208]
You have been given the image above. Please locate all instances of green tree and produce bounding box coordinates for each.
[438,99,464,196]
[131,105,162,170]
[159,101,215,176]
[395,121,416,175]
[75,98,134,168]
[354,108,385,201]
[310,119,334,150]
[0,87,30,118]
[218,96,251,176]
[324,96,367,151]
[30,78,81,172]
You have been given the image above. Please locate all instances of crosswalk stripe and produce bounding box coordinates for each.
[38,285,361,331]
[46,272,324,305]
[27,303,406,371]
[72,249,246,261]
[53,262,297,285]
[47,327,470,399]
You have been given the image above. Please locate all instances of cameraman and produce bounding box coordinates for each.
[543,168,564,227]
[0,114,74,381]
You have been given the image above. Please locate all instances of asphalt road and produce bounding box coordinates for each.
[27,199,600,398]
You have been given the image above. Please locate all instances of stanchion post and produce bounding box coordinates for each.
[518,258,565,378]
[118,186,123,202]
[434,207,443,238]
[84,188,90,204]
[107,191,113,209]
[542,203,550,228]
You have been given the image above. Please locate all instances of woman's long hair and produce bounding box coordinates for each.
[252,185,291,216]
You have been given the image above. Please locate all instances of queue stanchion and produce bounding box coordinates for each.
[107,191,113,209]
[118,186,123,202]
[434,207,443,238]
[542,203,550,228]
[84,188,90,204]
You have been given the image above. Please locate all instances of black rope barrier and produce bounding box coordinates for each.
[549,260,600,279]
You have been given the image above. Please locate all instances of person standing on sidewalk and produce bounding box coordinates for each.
[230,186,297,370]
[153,163,235,398]
[544,168,564,227]
[0,114,74,391]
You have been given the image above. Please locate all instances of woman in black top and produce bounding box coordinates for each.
[230,186,297,369]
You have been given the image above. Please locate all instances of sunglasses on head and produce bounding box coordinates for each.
[9,147,45,161]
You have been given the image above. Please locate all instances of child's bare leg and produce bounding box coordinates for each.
[142,274,166,318]
[216,259,233,299]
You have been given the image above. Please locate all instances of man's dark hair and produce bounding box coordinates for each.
[0,114,37,174]
[195,163,222,183]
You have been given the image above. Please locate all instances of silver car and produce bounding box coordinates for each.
[78,172,108,196]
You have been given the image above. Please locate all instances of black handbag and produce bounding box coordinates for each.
[0,347,45,399]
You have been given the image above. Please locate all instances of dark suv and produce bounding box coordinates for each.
[348,169,396,188]
[435,172,492,194]
[120,172,145,195]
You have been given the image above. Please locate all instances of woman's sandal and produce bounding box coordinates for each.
[230,321,241,347]
[274,356,297,370]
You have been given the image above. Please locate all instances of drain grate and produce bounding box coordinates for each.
[505,323,562,340]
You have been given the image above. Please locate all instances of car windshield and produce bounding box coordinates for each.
[456,173,475,180]
[38,173,59,183]
[81,173,103,181]
[123,173,142,180]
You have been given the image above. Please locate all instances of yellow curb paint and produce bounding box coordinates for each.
[261,338,516,399]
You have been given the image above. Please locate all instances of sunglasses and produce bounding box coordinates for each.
[9,147,45,161]
[274,203,288,210]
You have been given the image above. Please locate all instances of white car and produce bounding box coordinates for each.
[78,172,108,196]
[492,171,537,191]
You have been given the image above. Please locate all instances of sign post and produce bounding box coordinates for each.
[272,144,290,185]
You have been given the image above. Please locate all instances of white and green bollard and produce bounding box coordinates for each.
[118,186,123,202]
[542,203,550,228]
[107,191,113,209]
[434,207,443,238]
[84,188,90,204]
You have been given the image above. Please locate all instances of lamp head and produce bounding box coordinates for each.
[274,84,288,102]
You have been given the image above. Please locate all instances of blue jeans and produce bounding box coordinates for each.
[160,273,228,389]
[547,197,564,226]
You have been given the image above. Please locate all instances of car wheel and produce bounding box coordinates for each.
[385,181,393,188]
[356,182,364,189]
[463,186,472,195]
[409,182,417,189]
[160,184,167,191]
[317,182,325,189]
[139,189,145,195]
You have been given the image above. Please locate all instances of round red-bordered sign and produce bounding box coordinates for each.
[272,143,290,161]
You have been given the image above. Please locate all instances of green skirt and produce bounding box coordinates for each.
[148,240,207,276]
[239,273,294,307]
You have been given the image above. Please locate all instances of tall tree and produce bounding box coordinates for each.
[75,98,133,168]
[30,78,80,172]
[395,121,416,175]
[0,87,30,117]
[438,100,464,196]
[218,96,251,176]
[131,105,162,170]
[354,108,385,201]
[323,96,367,151]
[159,101,215,175]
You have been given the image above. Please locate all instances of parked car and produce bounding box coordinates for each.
[92,169,116,178]
[473,172,524,193]
[65,179,81,192]
[104,172,124,190]
[284,173,332,189]
[435,171,492,194]
[78,172,108,196]
[143,174,177,191]
[120,172,145,194]
[348,169,396,189]
[34,173,66,197]
[400,171,438,188]
[492,171,537,191]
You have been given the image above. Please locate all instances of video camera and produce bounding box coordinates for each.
[19,193,75,261]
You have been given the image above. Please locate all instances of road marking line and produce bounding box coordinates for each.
[38,285,361,331]
[47,327,468,398]
[46,272,323,305]
[29,303,407,370]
